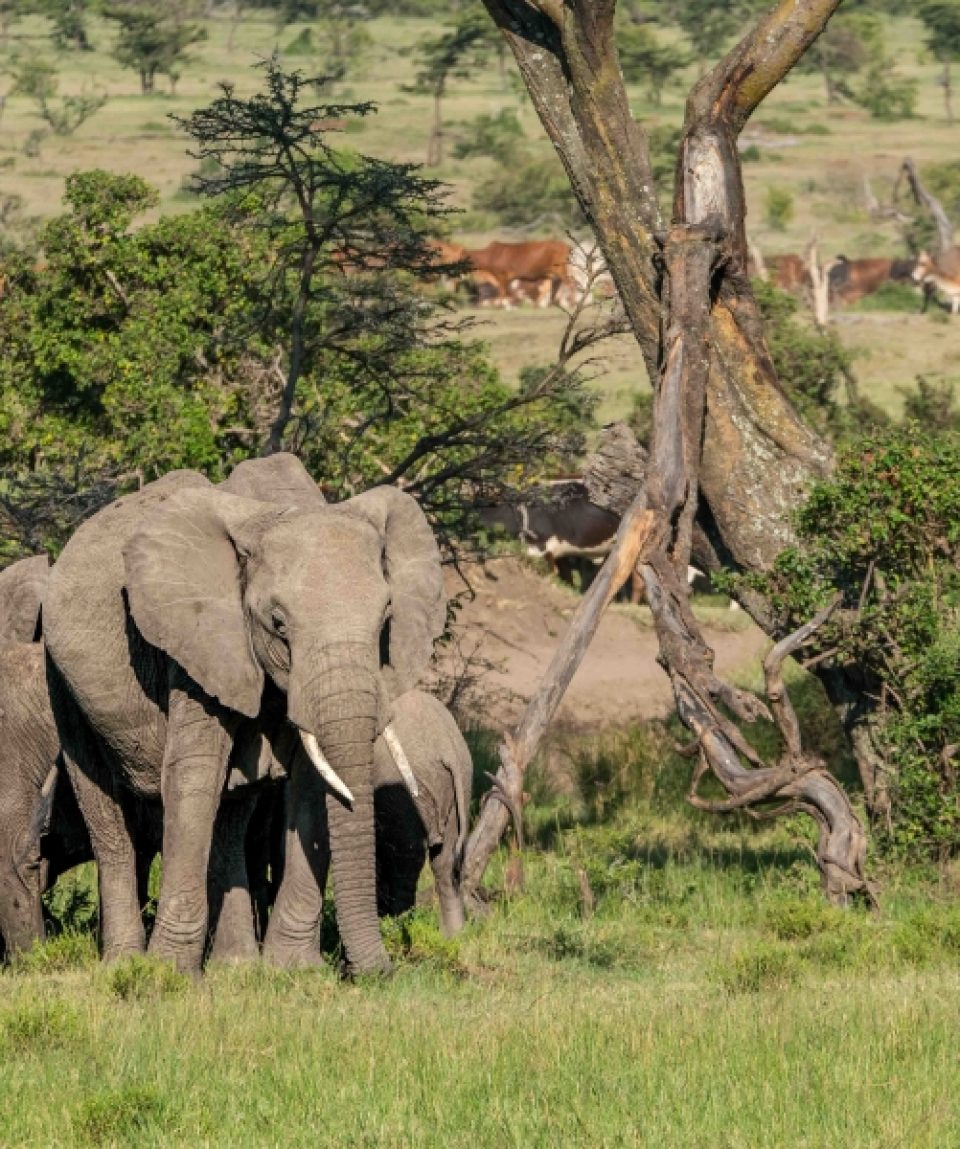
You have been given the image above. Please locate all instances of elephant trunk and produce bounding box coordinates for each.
[292,647,390,976]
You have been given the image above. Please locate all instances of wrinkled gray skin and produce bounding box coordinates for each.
[372,691,472,937]
[0,557,259,963]
[44,454,446,976]
[0,640,91,959]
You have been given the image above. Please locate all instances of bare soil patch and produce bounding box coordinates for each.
[436,558,769,732]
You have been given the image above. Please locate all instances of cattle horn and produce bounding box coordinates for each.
[383,725,419,798]
[299,729,354,805]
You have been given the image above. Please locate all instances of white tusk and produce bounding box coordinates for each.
[299,730,354,805]
[383,725,419,798]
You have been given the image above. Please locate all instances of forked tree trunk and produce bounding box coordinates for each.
[462,0,873,905]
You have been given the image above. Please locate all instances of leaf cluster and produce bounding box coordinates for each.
[0,63,594,561]
[748,428,960,858]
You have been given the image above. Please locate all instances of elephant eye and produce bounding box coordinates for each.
[270,608,288,638]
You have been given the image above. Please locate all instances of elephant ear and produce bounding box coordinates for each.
[220,453,326,509]
[337,486,446,696]
[123,488,287,718]
[0,554,50,643]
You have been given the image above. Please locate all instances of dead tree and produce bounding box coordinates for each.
[462,0,873,905]
[897,158,956,256]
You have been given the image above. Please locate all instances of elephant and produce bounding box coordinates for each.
[372,690,472,937]
[43,453,446,976]
[0,554,49,644]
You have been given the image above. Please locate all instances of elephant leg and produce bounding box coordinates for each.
[431,810,466,938]
[0,829,45,960]
[263,757,329,968]
[56,724,145,962]
[206,791,259,964]
[148,676,235,975]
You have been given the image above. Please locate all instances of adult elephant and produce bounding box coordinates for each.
[43,454,445,976]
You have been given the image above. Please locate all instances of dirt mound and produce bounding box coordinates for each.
[435,558,769,732]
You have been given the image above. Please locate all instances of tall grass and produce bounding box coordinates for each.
[4,708,960,1146]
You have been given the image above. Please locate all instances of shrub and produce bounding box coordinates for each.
[716,941,802,993]
[854,61,917,120]
[764,896,844,941]
[14,930,97,974]
[754,281,851,435]
[0,1000,83,1054]
[745,428,960,859]
[73,1086,171,1148]
[764,186,794,231]
[106,955,189,1001]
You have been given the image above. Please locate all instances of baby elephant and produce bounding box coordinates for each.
[373,691,473,936]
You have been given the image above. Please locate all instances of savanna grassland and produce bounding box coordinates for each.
[3,10,960,1148]
[4,733,960,1149]
[1,9,959,421]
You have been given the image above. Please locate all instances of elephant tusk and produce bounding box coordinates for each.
[299,730,355,805]
[383,725,419,798]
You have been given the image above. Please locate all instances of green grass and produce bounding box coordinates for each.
[4,710,960,1146]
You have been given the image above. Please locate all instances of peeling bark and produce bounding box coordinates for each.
[463,0,872,904]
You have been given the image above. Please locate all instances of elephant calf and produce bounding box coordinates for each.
[372,691,473,937]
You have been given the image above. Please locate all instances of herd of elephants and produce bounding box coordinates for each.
[0,453,475,978]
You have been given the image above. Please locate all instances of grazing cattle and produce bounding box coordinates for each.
[479,483,619,574]
[463,240,571,308]
[479,484,737,607]
[828,255,917,305]
[767,253,809,294]
[913,249,960,314]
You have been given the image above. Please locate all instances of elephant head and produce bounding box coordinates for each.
[121,482,445,973]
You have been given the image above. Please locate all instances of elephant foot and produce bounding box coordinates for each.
[341,951,393,980]
[148,911,205,977]
[101,930,147,964]
[262,939,327,970]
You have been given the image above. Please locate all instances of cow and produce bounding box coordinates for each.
[461,239,572,308]
[478,482,619,575]
[478,483,737,607]
[913,249,960,315]
[828,255,917,306]
[767,253,809,294]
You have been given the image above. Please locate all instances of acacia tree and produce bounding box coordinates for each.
[463,0,876,904]
[410,7,496,164]
[919,1,960,124]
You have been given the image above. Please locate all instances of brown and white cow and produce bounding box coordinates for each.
[913,249,960,314]
[461,240,572,308]
[828,255,917,305]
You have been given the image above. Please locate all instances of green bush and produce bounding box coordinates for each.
[106,955,189,1001]
[745,428,960,859]
[73,1086,171,1148]
[764,186,794,231]
[0,999,83,1054]
[14,930,98,974]
[754,281,851,435]
[715,941,802,993]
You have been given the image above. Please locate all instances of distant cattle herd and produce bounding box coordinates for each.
[427,236,960,316]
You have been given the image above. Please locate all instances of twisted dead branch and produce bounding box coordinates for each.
[461,0,872,907]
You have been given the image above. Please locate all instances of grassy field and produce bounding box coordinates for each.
[4,768,960,1148]
[2,16,960,1144]
[1,9,958,420]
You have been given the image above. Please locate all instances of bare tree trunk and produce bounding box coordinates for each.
[898,157,955,256]
[464,0,872,904]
